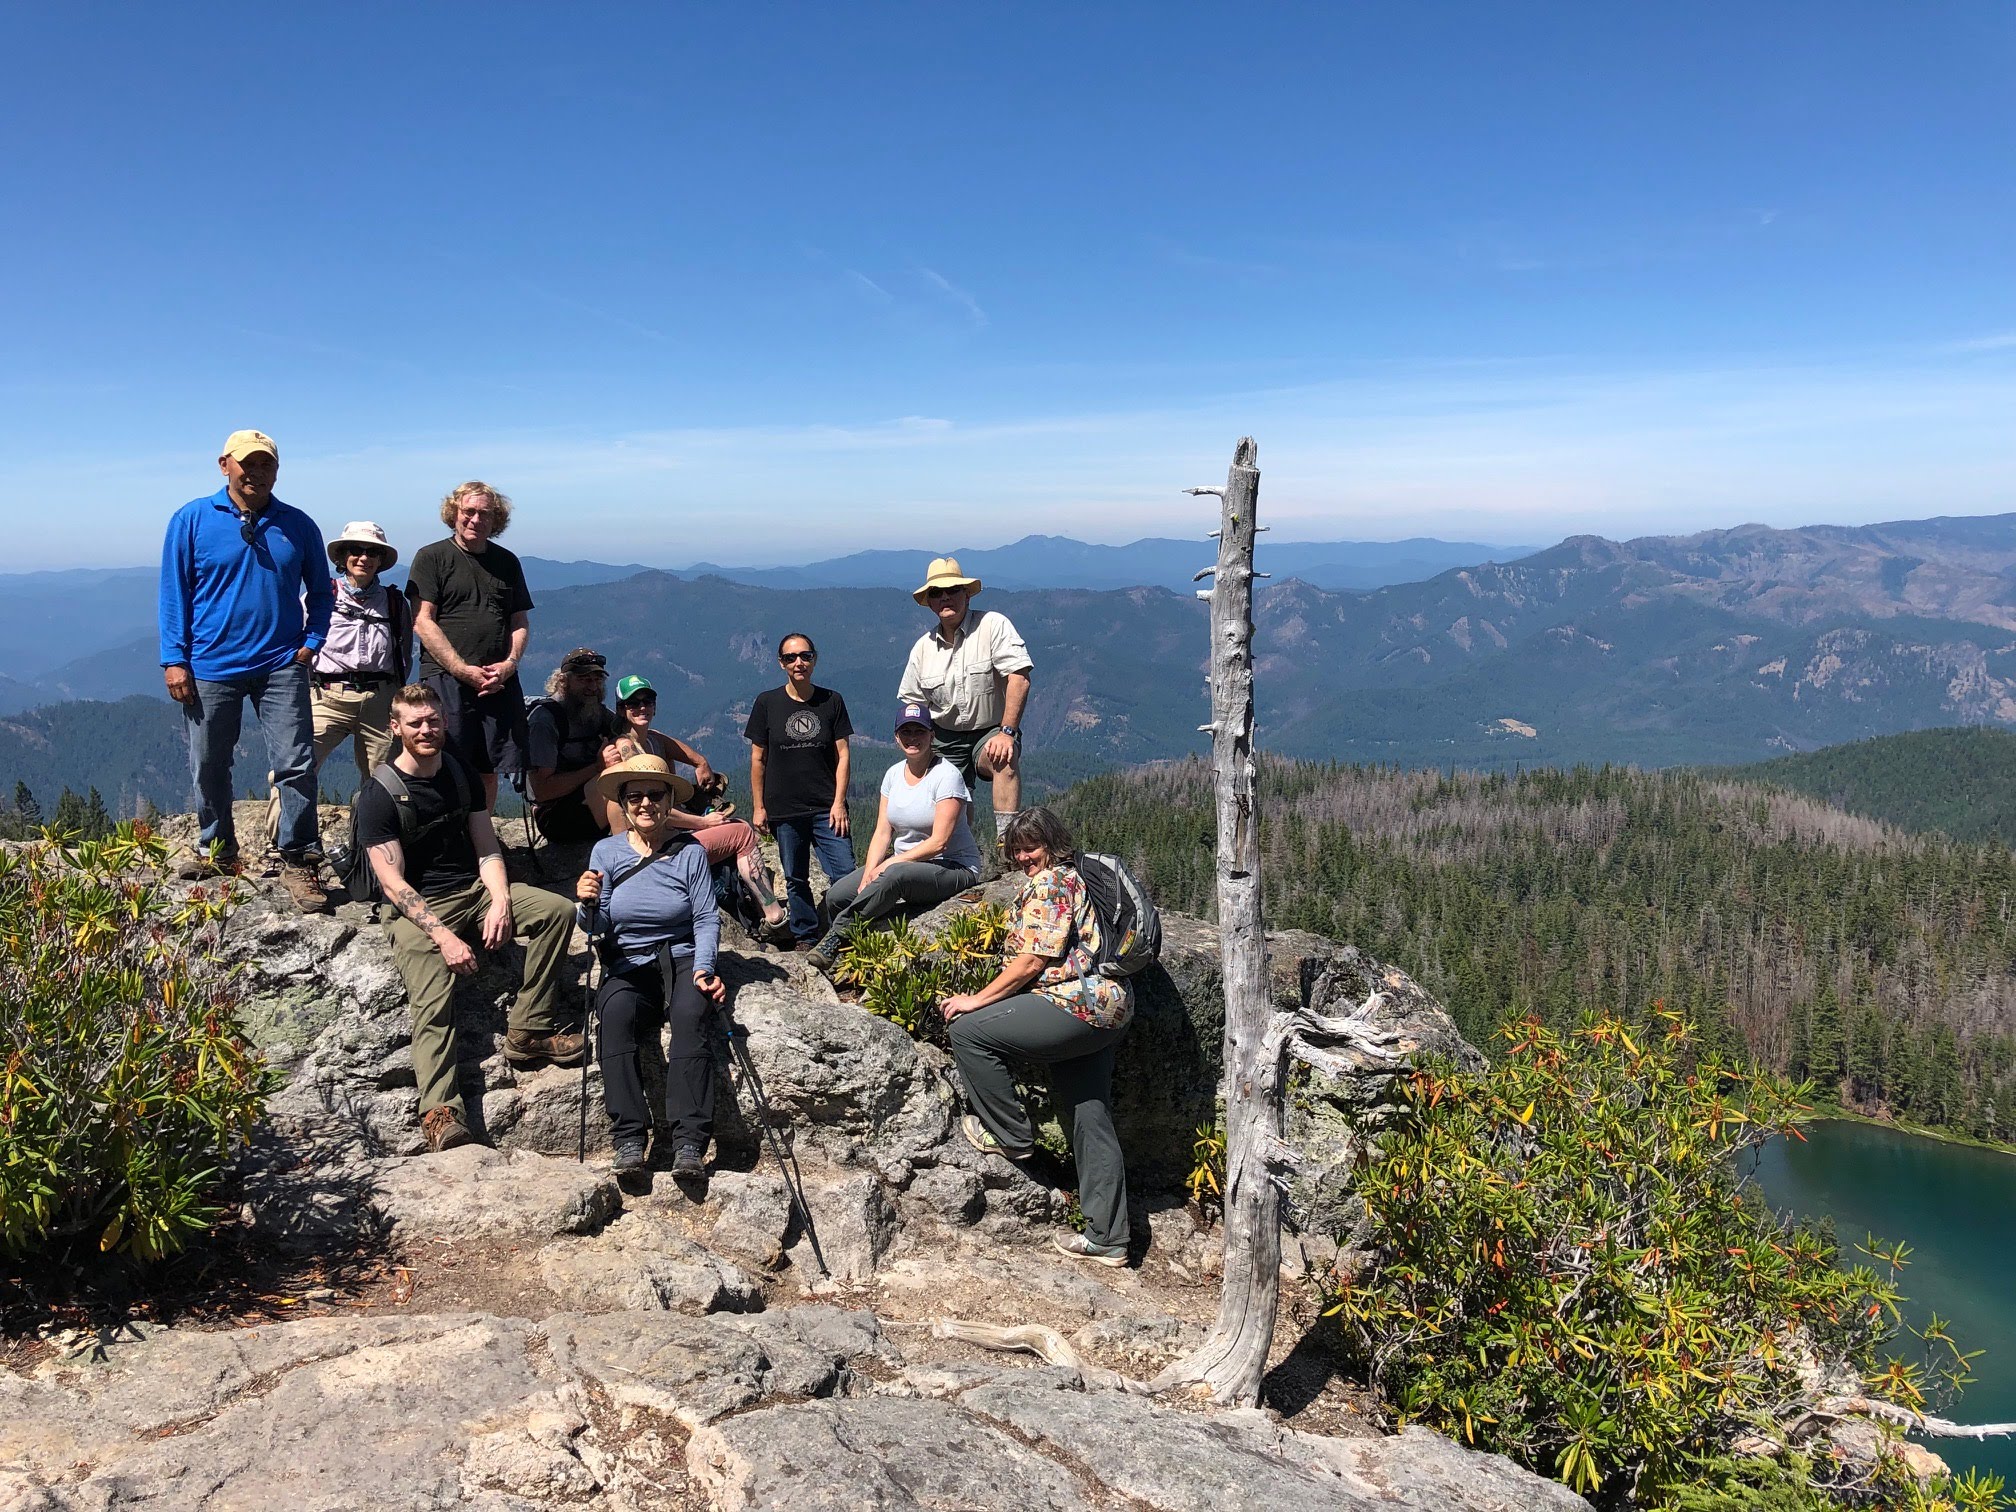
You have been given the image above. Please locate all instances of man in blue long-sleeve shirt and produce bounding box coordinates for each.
[158,429,335,911]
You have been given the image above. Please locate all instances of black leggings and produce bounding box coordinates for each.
[597,959,715,1147]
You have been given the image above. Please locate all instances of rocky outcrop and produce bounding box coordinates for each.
[0,854,1586,1510]
[0,1308,1587,1511]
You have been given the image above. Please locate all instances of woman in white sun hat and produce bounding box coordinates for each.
[311,521,412,776]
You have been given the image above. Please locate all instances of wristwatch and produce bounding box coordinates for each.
[1000,725,1021,739]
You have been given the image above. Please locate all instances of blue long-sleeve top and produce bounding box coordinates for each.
[576,833,720,975]
[159,489,334,681]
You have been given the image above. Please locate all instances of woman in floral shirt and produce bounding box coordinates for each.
[941,807,1133,1266]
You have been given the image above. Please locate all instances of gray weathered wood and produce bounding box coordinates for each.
[1152,437,1278,1405]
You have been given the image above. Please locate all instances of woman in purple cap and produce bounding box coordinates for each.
[804,702,982,970]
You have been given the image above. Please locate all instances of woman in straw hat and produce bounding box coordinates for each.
[576,752,728,1179]
[310,521,412,776]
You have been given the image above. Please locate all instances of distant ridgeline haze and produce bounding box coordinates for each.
[13,511,2016,810]
[1052,757,2016,1147]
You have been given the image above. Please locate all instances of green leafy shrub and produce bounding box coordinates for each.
[1185,1115,1226,1222]
[837,904,1009,1044]
[0,826,275,1264]
[1322,1007,1995,1508]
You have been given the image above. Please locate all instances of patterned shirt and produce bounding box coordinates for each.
[1006,864,1133,1030]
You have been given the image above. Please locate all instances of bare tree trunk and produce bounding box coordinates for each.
[1153,437,1278,1405]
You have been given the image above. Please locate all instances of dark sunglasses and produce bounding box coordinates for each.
[564,654,608,672]
[238,517,259,547]
[925,587,963,601]
[621,787,669,806]
[780,651,815,663]
[620,693,657,707]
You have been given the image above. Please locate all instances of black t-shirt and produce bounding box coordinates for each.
[406,539,535,674]
[353,756,487,898]
[527,700,621,811]
[744,685,853,818]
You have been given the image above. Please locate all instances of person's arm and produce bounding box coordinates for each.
[159,511,196,704]
[749,741,769,830]
[469,810,513,949]
[529,762,599,804]
[368,837,478,974]
[896,640,925,706]
[652,729,712,783]
[829,737,851,835]
[984,670,1032,771]
[498,611,529,681]
[859,797,893,877]
[943,953,1048,1018]
[685,845,722,979]
[412,601,479,686]
[299,520,335,654]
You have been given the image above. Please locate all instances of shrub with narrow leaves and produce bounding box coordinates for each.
[1323,1007,2003,1509]
[0,826,275,1265]
[837,904,1009,1045]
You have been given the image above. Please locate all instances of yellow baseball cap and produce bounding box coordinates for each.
[221,429,279,461]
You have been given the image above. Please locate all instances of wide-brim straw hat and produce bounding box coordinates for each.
[327,520,399,569]
[912,555,982,606]
[587,753,695,814]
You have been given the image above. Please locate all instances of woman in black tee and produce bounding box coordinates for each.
[744,633,855,948]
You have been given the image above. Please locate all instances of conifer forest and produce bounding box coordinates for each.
[1053,758,2016,1144]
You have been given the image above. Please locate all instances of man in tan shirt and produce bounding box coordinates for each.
[896,556,1033,833]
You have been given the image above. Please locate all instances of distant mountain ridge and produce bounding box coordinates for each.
[13,510,2016,809]
[0,534,1526,708]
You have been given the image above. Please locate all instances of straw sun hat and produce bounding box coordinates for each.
[911,555,982,606]
[586,753,696,814]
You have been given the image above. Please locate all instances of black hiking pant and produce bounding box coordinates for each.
[597,958,715,1150]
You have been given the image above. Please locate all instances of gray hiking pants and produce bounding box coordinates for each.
[948,994,1130,1249]
[816,860,978,953]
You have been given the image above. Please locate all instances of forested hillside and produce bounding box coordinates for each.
[1720,726,2016,848]
[1053,759,2016,1143]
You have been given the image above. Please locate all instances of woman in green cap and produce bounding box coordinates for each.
[607,673,787,935]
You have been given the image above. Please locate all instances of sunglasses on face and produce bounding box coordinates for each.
[621,694,657,708]
[621,788,669,807]
[925,587,962,601]
[780,651,815,663]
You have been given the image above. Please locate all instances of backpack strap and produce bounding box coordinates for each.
[369,756,476,857]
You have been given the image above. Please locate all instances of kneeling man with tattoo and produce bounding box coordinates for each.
[360,682,584,1152]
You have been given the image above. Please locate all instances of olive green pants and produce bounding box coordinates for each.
[385,880,575,1117]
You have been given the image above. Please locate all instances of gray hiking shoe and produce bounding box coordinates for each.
[1051,1232,1128,1268]
[611,1136,648,1175]
[175,849,239,881]
[671,1143,707,1178]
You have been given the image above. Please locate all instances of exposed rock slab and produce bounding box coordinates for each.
[960,1377,1590,1511]
[686,1395,1101,1511]
[536,1209,759,1313]
[368,1145,620,1242]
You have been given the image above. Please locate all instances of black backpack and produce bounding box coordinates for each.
[333,756,476,909]
[1074,852,1162,978]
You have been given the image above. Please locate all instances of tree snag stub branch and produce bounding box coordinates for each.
[1153,436,1280,1406]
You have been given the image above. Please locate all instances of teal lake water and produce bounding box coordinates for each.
[1752,1118,2016,1485]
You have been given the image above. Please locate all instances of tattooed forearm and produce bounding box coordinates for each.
[385,881,446,934]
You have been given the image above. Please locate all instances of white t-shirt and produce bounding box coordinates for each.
[880,758,982,873]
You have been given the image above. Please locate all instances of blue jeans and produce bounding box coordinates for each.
[184,660,318,858]
[768,814,857,943]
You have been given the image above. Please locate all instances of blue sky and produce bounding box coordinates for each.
[3,2,2011,568]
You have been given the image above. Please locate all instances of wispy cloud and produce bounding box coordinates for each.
[13,340,2015,568]
[844,268,894,303]
[1939,330,2016,354]
[916,267,988,329]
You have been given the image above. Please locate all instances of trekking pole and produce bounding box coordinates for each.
[577,914,605,1163]
[722,1013,829,1277]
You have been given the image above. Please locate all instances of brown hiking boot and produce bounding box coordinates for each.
[503,1028,586,1067]
[277,860,333,914]
[421,1105,474,1153]
[174,849,240,881]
